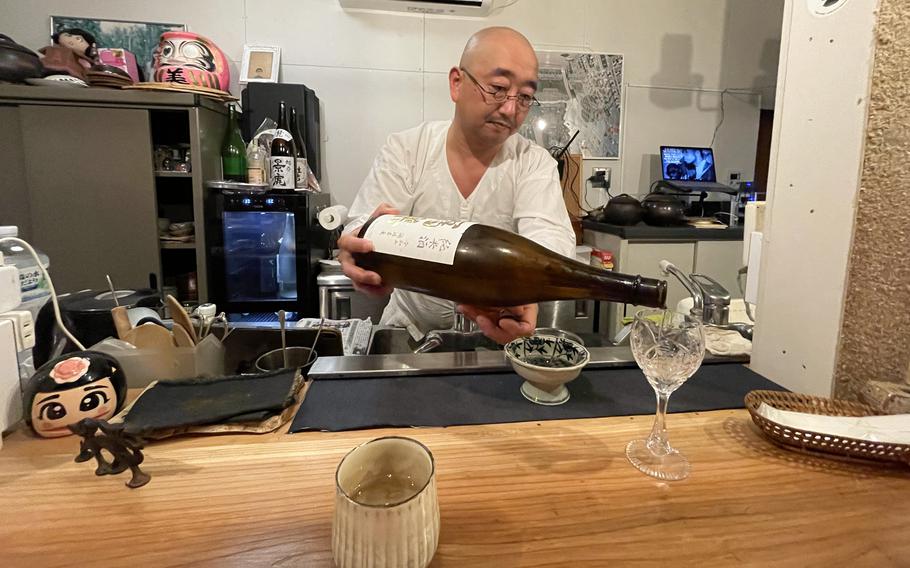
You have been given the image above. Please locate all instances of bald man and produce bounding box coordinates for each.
[338,27,576,344]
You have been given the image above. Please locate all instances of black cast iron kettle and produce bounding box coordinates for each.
[641,193,687,226]
[601,194,643,226]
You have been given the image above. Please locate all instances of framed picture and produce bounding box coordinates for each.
[50,16,186,81]
[241,45,281,83]
[518,51,624,159]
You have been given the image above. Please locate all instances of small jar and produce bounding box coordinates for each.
[591,249,614,270]
[246,143,267,185]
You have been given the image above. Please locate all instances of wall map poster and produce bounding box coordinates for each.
[519,51,624,159]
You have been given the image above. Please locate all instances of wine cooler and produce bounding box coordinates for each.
[205,189,331,315]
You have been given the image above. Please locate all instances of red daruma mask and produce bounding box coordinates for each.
[153,31,229,91]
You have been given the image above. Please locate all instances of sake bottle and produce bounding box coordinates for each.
[354,215,667,308]
[269,101,296,192]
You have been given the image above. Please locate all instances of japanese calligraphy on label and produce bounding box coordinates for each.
[363,215,475,265]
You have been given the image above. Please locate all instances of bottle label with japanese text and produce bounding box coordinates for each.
[295,158,308,189]
[363,215,474,265]
[247,166,264,185]
[269,156,295,190]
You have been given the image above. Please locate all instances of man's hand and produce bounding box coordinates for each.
[458,303,538,345]
[337,203,399,297]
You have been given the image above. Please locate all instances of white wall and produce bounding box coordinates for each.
[751,0,879,396]
[0,0,783,208]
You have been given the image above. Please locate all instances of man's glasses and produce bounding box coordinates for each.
[460,67,540,109]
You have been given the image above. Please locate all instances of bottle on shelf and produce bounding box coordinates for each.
[354,215,667,308]
[221,105,247,182]
[246,142,267,185]
[269,101,296,192]
[290,106,309,190]
[277,216,298,299]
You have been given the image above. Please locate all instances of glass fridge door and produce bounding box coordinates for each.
[222,210,298,302]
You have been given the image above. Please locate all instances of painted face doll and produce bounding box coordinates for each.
[24,351,127,438]
[152,31,229,91]
[52,28,97,68]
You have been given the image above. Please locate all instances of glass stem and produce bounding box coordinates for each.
[646,389,673,456]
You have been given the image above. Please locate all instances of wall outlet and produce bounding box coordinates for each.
[729,171,742,185]
[592,167,611,184]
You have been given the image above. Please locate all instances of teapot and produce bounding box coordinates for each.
[602,194,643,226]
[0,34,43,82]
[642,193,687,226]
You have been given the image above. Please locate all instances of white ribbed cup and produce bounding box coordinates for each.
[333,437,440,568]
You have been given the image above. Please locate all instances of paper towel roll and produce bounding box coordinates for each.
[318,205,349,231]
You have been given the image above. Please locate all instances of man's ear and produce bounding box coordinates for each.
[448,67,462,103]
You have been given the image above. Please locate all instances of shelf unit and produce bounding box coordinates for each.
[0,84,226,301]
[150,104,226,303]
[154,171,193,178]
[160,241,196,250]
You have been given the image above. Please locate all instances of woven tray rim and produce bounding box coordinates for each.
[744,390,910,466]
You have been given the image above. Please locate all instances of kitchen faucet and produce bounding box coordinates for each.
[658,260,731,325]
[658,260,752,339]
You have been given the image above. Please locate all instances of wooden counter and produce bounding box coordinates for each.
[1,409,908,567]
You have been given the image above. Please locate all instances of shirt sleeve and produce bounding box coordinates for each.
[513,152,577,259]
[344,132,415,235]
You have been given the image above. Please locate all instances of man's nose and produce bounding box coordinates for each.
[498,96,518,118]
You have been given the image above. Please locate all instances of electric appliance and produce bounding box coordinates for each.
[205,190,331,316]
[659,146,735,192]
[32,288,160,368]
[537,300,596,335]
[0,319,20,436]
[241,83,322,180]
[317,261,389,321]
[339,0,494,17]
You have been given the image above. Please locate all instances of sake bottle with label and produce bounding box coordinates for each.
[269,101,296,192]
[354,214,667,308]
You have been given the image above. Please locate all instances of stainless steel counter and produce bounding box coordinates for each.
[308,347,748,379]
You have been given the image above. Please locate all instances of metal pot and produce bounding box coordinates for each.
[602,194,643,226]
[0,34,43,83]
[641,193,687,226]
[254,346,317,373]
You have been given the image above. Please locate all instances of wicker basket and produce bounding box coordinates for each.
[744,390,910,466]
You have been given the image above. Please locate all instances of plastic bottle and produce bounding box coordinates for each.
[0,226,51,320]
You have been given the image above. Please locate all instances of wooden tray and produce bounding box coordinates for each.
[745,390,910,466]
[123,82,237,102]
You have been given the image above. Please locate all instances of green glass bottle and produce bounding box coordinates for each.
[221,105,247,182]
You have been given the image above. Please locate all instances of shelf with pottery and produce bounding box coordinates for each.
[0,403,907,566]
[154,170,193,178]
[0,85,225,300]
[159,241,196,250]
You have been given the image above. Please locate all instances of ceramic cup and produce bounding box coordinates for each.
[333,437,440,568]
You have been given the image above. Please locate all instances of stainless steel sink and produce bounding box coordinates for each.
[367,327,502,355]
[222,326,344,374]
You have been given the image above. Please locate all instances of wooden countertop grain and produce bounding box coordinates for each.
[1,409,908,567]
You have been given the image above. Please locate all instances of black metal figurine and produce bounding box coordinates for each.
[69,418,151,488]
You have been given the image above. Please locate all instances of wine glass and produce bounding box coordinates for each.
[626,308,706,481]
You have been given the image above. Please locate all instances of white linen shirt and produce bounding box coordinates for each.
[345,120,576,339]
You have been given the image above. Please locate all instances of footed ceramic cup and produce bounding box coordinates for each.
[333,437,439,568]
[505,334,590,406]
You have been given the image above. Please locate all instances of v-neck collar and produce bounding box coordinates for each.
[444,126,504,204]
